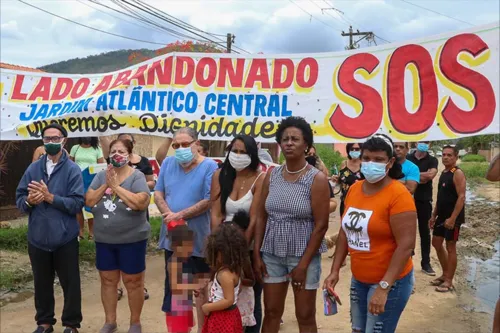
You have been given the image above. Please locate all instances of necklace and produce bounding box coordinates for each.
[285,163,308,174]
[238,174,254,190]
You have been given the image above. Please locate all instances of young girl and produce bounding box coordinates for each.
[231,211,256,328]
[201,223,250,333]
[166,220,197,333]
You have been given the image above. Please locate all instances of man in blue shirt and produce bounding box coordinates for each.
[154,127,218,332]
[394,142,420,194]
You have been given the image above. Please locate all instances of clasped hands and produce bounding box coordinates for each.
[27,180,52,205]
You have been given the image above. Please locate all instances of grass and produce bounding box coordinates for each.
[460,161,490,184]
[0,216,163,290]
[461,154,487,162]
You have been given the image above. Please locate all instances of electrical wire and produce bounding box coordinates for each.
[288,0,343,32]
[17,0,171,46]
[308,0,349,28]
[399,0,475,26]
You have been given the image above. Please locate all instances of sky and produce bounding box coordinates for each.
[1,0,499,69]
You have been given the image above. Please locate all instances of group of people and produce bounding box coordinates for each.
[15,117,495,333]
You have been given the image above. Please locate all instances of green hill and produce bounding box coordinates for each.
[39,48,156,74]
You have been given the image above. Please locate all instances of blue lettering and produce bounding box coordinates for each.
[58,102,74,116]
[117,91,127,111]
[173,91,184,112]
[244,95,255,116]
[96,93,108,111]
[254,95,267,117]
[20,104,37,121]
[142,91,156,111]
[128,88,141,111]
[185,92,197,114]
[157,91,167,111]
[166,91,173,111]
[228,95,243,116]
[216,94,228,116]
[205,93,216,115]
[33,104,49,120]
[108,91,118,110]
[268,95,280,117]
[46,103,62,118]
[282,95,292,117]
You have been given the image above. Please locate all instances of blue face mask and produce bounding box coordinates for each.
[417,143,429,152]
[175,147,194,165]
[349,151,361,159]
[361,161,388,184]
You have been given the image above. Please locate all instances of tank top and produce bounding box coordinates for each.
[209,270,241,304]
[338,166,364,199]
[225,172,264,221]
[436,166,465,224]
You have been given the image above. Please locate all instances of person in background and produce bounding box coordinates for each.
[324,134,416,333]
[210,135,265,333]
[486,153,500,181]
[331,143,364,216]
[394,142,420,194]
[253,116,330,333]
[154,127,218,333]
[429,145,466,293]
[86,139,151,333]
[198,143,209,157]
[257,142,274,164]
[156,137,173,166]
[306,154,337,214]
[307,145,329,176]
[407,141,439,276]
[70,137,105,241]
[16,123,84,333]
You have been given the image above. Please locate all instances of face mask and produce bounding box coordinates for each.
[81,138,92,145]
[175,147,194,165]
[110,153,129,168]
[417,143,429,152]
[44,143,62,156]
[228,152,251,171]
[349,151,361,159]
[361,161,389,184]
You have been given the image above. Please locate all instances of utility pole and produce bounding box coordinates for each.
[226,33,235,53]
[341,26,376,50]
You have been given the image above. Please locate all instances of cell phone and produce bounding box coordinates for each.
[323,289,339,316]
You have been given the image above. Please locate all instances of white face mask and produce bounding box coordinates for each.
[228,152,252,171]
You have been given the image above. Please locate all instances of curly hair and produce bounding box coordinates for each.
[275,116,313,151]
[205,222,250,276]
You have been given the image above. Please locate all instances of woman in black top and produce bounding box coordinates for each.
[332,143,364,216]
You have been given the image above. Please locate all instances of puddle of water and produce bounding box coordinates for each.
[0,290,34,307]
[466,240,500,314]
[466,188,498,205]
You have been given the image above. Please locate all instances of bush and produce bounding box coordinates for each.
[278,144,345,172]
[460,162,489,180]
[461,154,487,162]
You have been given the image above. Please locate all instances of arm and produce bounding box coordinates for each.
[177,163,216,220]
[404,181,418,194]
[169,260,199,290]
[449,169,466,222]
[253,172,270,254]
[330,229,349,275]
[140,158,156,190]
[153,159,171,215]
[85,172,107,207]
[32,147,43,163]
[329,198,338,214]
[97,157,106,164]
[155,137,173,166]
[297,172,330,269]
[202,270,237,313]
[210,170,224,231]
[420,168,438,184]
[246,173,265,243]
[114,173,151,211]
[69,145,76,162]
[486,154,500,182]
[16,169,34,213]
[241,258,255,287]
[145,174,156,191]
[100,137,112,160]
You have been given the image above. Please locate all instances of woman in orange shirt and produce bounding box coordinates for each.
[324,134,416,333]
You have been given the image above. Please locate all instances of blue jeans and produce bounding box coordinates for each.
[350,269,414,333]
[262,252,321,290]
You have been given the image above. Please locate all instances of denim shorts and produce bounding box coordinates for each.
[95,240,147,275]
[350,269,414,333]
[261,252,321,290]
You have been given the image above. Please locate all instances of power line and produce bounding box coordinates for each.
[399,0,475,26]
[308,0,348,28]
[288,0,343,32]
[17,0,171,46]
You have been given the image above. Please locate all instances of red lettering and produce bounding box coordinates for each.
[296,58,318,88]
[387,44,438,134]
[70,78,90,99]
[11,75,28,101]
[91,75,113,95]
[272,59,294,89]
[28,77,52,101]
[129,65,148,86]
[217,58,245,88]
[109,70,132,90]
[51,78,73,100]
[329,53,382,139]
[195,57,217,87]
[245,59,270,89]
[147,58,173,85]
[174,56,194,86]
[440,33,496,133]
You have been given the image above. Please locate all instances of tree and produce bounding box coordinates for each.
[457,135,499,154]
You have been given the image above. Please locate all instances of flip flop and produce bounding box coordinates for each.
[117,288,124,301]
[435,285,455,293]
[430,278,445,286]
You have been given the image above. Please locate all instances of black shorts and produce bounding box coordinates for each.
[433,223,461,242]
[162,250,211,313]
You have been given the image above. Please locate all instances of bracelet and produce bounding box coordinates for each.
[25,200,32,208]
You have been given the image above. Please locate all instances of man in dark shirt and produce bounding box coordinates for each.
[429,145,466,293]
[407,141,438,276]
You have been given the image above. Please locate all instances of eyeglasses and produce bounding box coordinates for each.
[172,140,195,150]
[351,148,361,151]
[42,136,64,143]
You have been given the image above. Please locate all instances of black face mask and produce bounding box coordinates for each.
[81,138,92,145]
[306,155,317,167]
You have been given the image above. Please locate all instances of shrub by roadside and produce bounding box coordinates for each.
[460,161,490,184]
[461,154,487,162]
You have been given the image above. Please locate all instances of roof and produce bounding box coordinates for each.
[0,62,45,73]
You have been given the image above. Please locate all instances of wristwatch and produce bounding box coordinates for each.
[379,281,390,290]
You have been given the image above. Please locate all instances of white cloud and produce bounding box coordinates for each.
[0,0,498,69]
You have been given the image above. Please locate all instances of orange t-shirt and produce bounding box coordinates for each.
[342,180,416,284]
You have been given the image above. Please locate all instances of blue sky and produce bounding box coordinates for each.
[1,0,499,68]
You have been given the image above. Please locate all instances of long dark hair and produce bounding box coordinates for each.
[78,137,99,149]
[219,135,261,215]
[361,134,403,180]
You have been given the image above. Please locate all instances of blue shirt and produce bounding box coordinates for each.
[155,157,218,257]
[401,159,420,184]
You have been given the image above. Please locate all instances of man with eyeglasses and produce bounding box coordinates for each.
[16,124,84,333]
[154,127,218,333]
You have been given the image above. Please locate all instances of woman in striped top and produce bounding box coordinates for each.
[253,116,330,333]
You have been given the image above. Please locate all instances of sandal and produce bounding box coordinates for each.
[435,285,455,293]
[144,288,149,300]
[117,288,123,301]
[430,278,445,286]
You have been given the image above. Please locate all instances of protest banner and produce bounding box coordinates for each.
[1,22,498,143]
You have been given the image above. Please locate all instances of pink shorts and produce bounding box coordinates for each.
[166,310,194,333]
